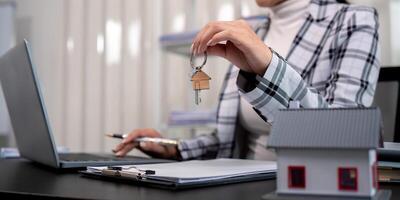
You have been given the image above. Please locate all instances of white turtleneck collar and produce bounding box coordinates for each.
[263,0,311,58]
[267,0,311,26]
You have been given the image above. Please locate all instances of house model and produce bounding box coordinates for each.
[191,70,211,90]
[264,108,390,200]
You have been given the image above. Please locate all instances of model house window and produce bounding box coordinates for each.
[338,167,358,191]
[288,166,305,188]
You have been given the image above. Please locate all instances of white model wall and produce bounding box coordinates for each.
[369,149,378,195]
[276,149,376,197]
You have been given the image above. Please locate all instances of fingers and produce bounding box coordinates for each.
[192,20,252,55]
[121,130,143,145]
[192,21,231,55]
[122,128,159,144]
[196,23,226,55]
[113,142,126,153]
[113,128,161,156]
[206,44,226,58]
[207,30,237,47]
[192,19,270,75]
[115,143,136,157]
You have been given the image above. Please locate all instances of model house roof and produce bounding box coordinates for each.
[267,108,381,149]
[191,71,211,81]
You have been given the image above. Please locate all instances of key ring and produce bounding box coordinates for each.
[190,51,207,71]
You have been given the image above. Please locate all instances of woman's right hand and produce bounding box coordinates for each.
[112,128,179,160]
[192,20,272,76]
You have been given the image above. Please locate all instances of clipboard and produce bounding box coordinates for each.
[79,158,277,190]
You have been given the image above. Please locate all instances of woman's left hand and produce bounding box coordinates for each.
[192,19,272,76]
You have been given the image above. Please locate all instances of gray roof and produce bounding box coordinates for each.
[267,108,381,149]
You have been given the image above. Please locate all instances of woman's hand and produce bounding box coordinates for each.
[192,19,272,76]
[113,128,179,160]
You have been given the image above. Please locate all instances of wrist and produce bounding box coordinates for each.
[174,148,183,161]
[255,46,272,76]
[169,145,183,161]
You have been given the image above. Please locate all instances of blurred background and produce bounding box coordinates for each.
[0,0,399,155]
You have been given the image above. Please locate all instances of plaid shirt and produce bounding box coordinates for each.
[178,0,380,160]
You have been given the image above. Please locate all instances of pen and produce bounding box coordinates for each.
[105,133,178,146]
[106,133,126,139]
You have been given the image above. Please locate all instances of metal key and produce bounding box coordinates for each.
[195,89,200,105]
[191,69,210,104]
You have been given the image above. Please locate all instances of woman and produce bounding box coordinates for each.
[113,0,380,160]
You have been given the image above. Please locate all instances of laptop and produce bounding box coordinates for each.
[0,40,172,168]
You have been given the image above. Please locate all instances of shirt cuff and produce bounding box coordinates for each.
[236,50,282,95]
[236,70,259,93]
[176,138,205,160]
[177,140,190,160]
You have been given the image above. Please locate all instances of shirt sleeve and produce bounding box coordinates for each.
[177,131,220,160]
[236,8,380,123]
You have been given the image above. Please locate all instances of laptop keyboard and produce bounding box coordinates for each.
[59,153,126,162]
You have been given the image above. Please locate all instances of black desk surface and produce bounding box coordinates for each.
[0,159,399,200]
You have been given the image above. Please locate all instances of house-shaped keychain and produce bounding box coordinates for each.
[263,108,391,200]
[191,70,211,90]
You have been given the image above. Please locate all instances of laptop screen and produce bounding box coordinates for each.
[0,40,59,167]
